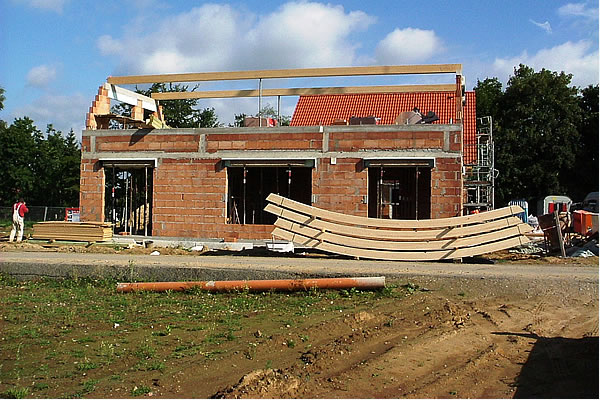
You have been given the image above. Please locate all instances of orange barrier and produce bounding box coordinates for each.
[116,276,385,293]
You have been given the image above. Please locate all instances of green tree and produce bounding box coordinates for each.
[258,104,291,126]
[0,86,5,111]
[0,117,38,204]
[138,83,221,128]
[565,84,599,200]
[494,65,581,211]
[232,113,247,127]
[474,77,503,119]
[0,86,6,130]
[33,125,81,206]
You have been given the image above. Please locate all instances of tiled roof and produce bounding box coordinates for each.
[463,91,476,165]
[290,91,477,164]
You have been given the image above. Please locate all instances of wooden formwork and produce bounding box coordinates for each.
[264,193,531,261]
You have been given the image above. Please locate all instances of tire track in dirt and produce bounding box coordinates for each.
[211,277,597,399]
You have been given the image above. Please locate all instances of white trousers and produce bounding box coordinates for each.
[9,215,24,242]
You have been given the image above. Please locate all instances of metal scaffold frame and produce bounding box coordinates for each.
[464,116,496,211]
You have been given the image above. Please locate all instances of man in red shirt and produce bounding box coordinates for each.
[9,198,29,242]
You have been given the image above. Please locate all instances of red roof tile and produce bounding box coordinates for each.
[291,91,477,164]
[463,91,476,165]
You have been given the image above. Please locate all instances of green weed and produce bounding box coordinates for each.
[33,382,49,391]
[134,341,157,360]
[3,387,29,399]
[76,358,98,371]
[131,385,151,397]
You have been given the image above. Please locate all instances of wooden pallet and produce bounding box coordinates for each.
[32,221,113,242]
[264,194,532,261]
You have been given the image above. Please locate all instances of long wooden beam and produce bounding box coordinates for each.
[107,64,462,85]
[271,227,530,261]
[264,203,525,241]
[150,84,456,100]
[267,193,524,230]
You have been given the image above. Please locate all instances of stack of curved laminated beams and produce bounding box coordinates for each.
[264,193,532,261]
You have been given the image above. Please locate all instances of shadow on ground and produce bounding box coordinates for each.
[494,332,599,398]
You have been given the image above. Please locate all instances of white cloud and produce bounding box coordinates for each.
[492,40,599,87]
[242,2,375,69]
[26,64,58,88]
[15,0,69,13]
[558,2,599,19]
[374,28,441,64]
[12,93,88,139]
[529,19,552,34]
[97,2,375,75]
[97,35,125,55]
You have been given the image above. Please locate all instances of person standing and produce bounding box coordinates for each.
[9,198,29,242]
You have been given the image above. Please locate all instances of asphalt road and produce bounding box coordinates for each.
[1,250,598,283]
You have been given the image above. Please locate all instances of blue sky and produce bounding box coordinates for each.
[1,0,598,138]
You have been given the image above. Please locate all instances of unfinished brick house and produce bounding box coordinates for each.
[80,64,484,241]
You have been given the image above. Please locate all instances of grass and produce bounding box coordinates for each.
[0,274,413,398]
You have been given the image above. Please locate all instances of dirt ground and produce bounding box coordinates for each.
[211,277,599,399]
[1,240,598,398]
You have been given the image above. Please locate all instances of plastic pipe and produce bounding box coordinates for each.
[116,276,385,293]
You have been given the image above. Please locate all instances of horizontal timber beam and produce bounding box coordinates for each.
[107,64,462,85]
[151,84,457,100]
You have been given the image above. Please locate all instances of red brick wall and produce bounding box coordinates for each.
[81,126,463,239]
[95,134,200,152]
[329,130,445,152]
[431,157,463,217]
[79,159,105,222]
[313,158,368,216]
[205,132,322,152]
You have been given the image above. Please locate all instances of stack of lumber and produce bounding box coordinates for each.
[264,193,532,261]
[33,221,113,242]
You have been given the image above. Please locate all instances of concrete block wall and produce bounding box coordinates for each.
[80,125,464,240]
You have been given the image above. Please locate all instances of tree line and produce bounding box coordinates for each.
[0,64,597,210]
[474,64,598,210]
[0,88,81,207]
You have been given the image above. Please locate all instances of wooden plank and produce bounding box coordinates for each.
[274,218,533,251]
[266,193,523,229]
[271,227,531,261]
[151,84,456,100]
[32,221,113,242]
[264,203,525,241]
[107,64,462,85]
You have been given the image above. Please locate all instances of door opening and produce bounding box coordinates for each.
[104,165,153,235]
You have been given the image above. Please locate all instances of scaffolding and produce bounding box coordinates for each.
[464,116,496,212]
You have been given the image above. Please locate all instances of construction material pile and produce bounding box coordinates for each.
[32,221,113,242]
[264,193,531,261]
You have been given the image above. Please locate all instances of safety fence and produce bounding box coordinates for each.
[0,206,72,223]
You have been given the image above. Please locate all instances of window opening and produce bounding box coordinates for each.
[368,167,430,220]
[227,166,311,224]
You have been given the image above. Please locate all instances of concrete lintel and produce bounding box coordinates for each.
[82,149,460,162]
[82,124,461,138]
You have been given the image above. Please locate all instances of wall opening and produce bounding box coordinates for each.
[104,165,153,235]
[227,166,312,224]
[368,167,431,219]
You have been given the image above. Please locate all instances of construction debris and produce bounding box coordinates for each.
[32,221,112,242]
